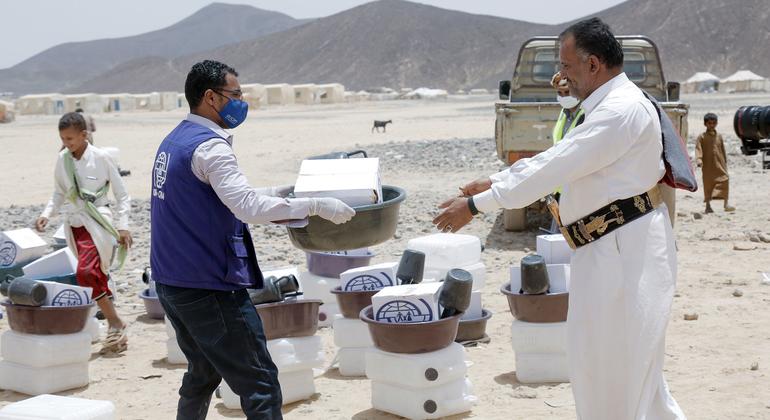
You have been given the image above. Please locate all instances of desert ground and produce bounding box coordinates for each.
[1,92,769,419]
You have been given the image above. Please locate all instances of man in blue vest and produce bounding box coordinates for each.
[150,60,354,420]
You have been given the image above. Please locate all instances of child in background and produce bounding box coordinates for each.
[35,112,132,353]
[695,113,735,213]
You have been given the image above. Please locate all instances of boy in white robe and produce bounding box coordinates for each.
[36,112,132,353]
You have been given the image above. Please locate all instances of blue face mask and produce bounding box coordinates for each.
[214,91,248,129]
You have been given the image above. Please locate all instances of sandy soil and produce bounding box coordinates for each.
[0,93,769,419]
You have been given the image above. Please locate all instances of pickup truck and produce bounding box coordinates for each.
[495,36,688,230]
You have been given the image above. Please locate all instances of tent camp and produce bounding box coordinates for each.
[683,72,720,93]
[318,83,345,104]
[65,93,105,113]
[178,93,189,110]
[133,93,161,111]
[265,84,295,105]
[292,84,321,105]
[159,92,178,111]
[241,83,266,109]
[0,100,15,122]
[103,93,136,112]
[720,70,770,93]
[16,93,66,115]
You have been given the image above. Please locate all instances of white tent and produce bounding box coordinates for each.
[103,93,136,112]
[682,72,720,93]
[720,70,770,93]
[292,84,321,105]
[265,84,295,105]
[133,93,162,111]
[0,100,15,122]
[65,93,105,113]
[16,93,66,115]
[318,83,345,104]
[159,92,178,111]
[177,93,189,110]
[402,88,448,100]
[241,83,266,109]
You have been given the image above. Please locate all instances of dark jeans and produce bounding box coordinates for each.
[156,283,282,420]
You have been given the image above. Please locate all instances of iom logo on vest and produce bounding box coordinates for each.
[152,152,170,200]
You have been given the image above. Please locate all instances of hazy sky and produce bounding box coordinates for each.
[1,0,625,69]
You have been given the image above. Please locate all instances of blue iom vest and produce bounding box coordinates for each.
[150,120,263,291]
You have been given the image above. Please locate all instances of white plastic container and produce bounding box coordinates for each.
[0,228,48,267]
[339,262,398,291]
[83,317,102,343]
[332,317,374,348]
[372,282,443,324]
[460,291,482,321]
[371,378,476,419]
[21,248,77,279]
[337,347,368,377]
[1,330,91,368]
[406,234,481,269]
[424,261,486,291]
[0,360,89,395]
[166,338,186,365]
[365,343,467,388]
[34,280,92,307]
[267,336,324,373]
[509,263,570,294]
[510,320,567,354]
[515,353,569,384]
[263,266,299,280]
[298,271,336,303]
[318,302,340,327]
[536,234,573,265]
[220,368,316,409]
[0,394,115,420]
[164,316,176,338]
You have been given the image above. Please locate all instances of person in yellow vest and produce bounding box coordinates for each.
[547,72,584,232]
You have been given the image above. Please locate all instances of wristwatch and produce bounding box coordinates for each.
[467,196,479,216]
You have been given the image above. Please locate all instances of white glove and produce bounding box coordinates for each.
[309,198,356,224]
[271,185,294,198]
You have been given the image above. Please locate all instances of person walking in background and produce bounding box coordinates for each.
[696,113,734,213]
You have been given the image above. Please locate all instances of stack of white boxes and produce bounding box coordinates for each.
[220,336,324,408]
[0,394,115,419]
[406,234,486,321]
[0,330,92,395]
[365,343,477,419]
[165,316,186,365]
[298,271,339,327]
[509,233,573,384]
[331,262,397,376]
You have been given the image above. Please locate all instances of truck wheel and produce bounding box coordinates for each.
[503,208,527,231]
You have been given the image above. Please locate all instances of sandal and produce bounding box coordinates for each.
[100,326,128,354]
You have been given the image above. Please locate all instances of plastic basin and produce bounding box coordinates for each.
[359,305,461,354]
[455,309,493,342]
[138,289,165,319]
[287,186,406,251]
[330,287,378,318]
[1,300,94,335]
[255,299,322,340]
[500,283,568,323]
[306,251,374,278]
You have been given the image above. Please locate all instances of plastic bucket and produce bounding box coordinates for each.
[360,305,461,354]
[1,300,94,335]
[255,299,322,340]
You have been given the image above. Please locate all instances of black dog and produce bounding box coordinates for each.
[372,120,392,133]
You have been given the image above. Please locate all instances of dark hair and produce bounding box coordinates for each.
[559,17,623,69]
[704,113,718,122]
[184,60,238,109]
[74,108,84,113]
[58,112,87,131]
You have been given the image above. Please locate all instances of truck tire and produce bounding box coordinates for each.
[503,208,527,231]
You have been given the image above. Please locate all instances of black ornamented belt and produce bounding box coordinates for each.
[545,186,663,250]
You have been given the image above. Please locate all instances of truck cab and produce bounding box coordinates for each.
[495,36,688,230]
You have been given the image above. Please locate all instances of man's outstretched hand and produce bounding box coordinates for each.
[433,197,473,233]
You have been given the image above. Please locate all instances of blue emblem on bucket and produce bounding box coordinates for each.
[375,298,433,323]
[0,241,17,267]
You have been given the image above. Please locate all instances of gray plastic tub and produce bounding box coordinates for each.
[305,250,374,278]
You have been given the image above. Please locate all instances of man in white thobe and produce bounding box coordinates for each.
[434,18,686,420]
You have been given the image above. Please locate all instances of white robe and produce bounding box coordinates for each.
[41,145,130,274]
[473,73,686,419]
